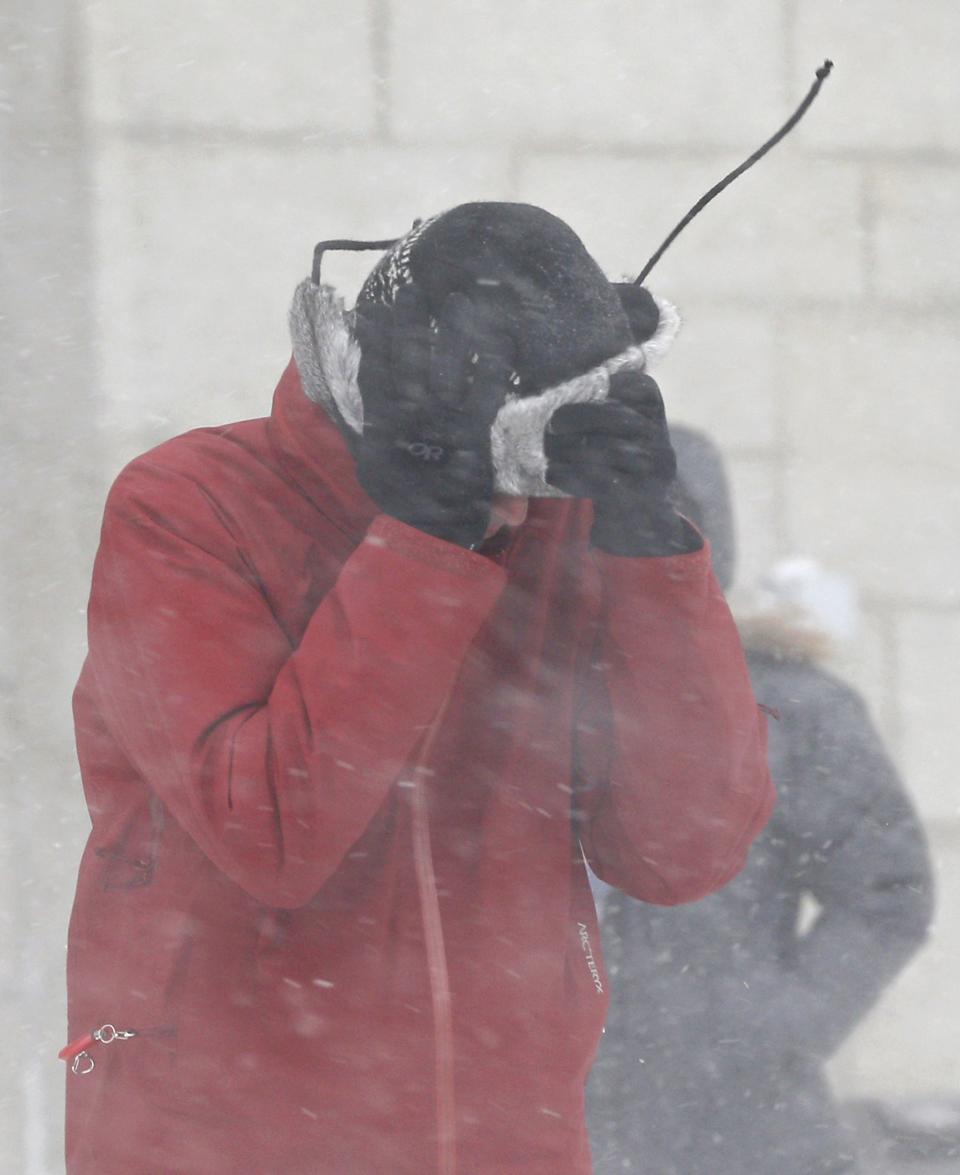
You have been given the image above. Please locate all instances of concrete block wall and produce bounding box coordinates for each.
[80,0,960,1099]
[4,1,956,1167]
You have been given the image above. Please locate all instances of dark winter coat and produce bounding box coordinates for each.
[65,361,772,1175]
[587,629,933,1175]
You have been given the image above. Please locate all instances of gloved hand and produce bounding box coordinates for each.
[354,285,516,549]
[544,370,701,557]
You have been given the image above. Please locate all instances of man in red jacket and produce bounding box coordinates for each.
[65,203,773,1174]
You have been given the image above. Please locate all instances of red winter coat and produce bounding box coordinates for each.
[66,361,773,1175]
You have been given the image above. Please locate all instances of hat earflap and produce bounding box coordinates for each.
[489,294,679,496]
[289,278,364,434]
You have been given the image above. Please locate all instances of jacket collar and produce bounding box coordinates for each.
[266,358,378,541]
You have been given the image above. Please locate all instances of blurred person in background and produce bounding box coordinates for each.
[587,425,934,1175]
[63,205,773,1174]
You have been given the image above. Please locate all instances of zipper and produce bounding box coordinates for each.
[410,697,457,1175]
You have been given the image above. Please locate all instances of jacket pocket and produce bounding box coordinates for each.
[96,793,165,891]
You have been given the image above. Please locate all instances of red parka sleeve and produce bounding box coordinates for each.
[576,541,774,905]
[84,461,506,909]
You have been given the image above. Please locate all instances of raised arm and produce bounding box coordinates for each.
[574,543,774,904]
[84,460,505,909]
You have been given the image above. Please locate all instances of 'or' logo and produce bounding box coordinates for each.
[405,440,446,462]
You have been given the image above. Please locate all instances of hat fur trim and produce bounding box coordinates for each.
[644,295,681,366]
[490,345,647,496]
[289,280,364,433]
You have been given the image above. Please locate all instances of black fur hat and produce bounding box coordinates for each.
[289,202,680,496]
[357,202,644,396]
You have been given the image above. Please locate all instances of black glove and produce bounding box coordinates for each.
[544,370,701,557]
[353,285,516,548]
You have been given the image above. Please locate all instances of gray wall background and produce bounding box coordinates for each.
[2,2,958,1171]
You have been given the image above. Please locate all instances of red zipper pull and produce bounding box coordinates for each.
[59,1024,137,1075]
[58,1033,95,1063]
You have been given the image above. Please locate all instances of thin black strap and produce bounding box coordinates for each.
[635,60,834,286]
[312,237,400,286]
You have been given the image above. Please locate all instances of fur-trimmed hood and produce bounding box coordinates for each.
[736,609,834,665]
[735,556,860,666]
